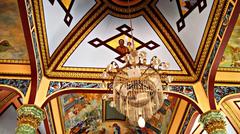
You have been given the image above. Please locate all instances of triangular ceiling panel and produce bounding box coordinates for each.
[63,15,181,71]
[156,0,214,60]
[42,0,96,56]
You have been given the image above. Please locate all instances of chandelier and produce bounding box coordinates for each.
[102,43,173,127]
[101,0,173,128]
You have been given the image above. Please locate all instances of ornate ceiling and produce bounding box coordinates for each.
[31,0,222,82]
[0,0,240,133]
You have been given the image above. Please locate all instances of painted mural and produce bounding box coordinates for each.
[219,15,240,68]
[58,93,178,134]
[0,0,29,60]
[59,93,103,134]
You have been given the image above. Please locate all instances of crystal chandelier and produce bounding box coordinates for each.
[101,0,173,127]
[102,44,173,127]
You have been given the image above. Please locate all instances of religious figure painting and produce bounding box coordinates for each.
[59,93,103,134]
[58,93,177,134]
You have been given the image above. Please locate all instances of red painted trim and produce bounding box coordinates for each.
[12,97,22,108]
[17,0,38,104]
[0,86,23,98]
[185,112,199,134]
[166,92,203,114]
[41,89,112,108]
[209,1,240,109]
[0,95,19,114]
[43,118,51,134]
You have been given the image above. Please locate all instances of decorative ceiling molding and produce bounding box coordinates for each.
[30,0,233,84]
[207,0,240,109]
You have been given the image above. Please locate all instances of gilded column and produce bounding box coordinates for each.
[199,110,226,134]
[16,104,46,134]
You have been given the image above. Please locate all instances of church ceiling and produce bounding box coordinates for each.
[31,0,226,83]
[0,0,239,133]
[45,93,197,134]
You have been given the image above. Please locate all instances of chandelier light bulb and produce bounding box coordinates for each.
[109,101,115,107]
[138,116,146,128]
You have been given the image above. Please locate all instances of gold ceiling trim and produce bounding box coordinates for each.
[194,0,220,68]
[0,76,31,80]
[32,0,192,81]
[32,0,50,72]
[221,102,240,130]
[46,71,196,82]
[54,3,191,80]
[218,67,240,72]
[103,0,150,18]
[0,64,31,76]
[56,9,188,76]
[215,71,240,84]
[0,59,29,64]
[199,0,229,80]
[32,0,103,72]
[32,0,228,83]
[219,94,240,106]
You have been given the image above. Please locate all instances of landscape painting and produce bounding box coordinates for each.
[219,15,240,68]
[0,0,29,60]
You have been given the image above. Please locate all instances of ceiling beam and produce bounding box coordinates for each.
[208,0,240,109]
[17,0,38,104]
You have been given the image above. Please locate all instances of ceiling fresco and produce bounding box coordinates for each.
[64,15,181,70]
[1,0,240,133]
[32,0,225,82]
[0,0,29,61]
[55,93,179,134]
[156,0,213,60]
[42,0,96,56]
[219,14,240,69]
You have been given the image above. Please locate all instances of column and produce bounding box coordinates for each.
[199,110,226,134]
[16,104,46,134]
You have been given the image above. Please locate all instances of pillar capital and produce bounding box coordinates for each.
[16,104,46,134]
[199,110,226,134]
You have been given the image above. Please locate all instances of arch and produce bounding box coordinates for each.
[0,85,25,99]
[41,88,112,108]
[219,93,240,105]
[41,88,203,114]
[208,1,240,109]
[185,111,200,134]
[164,91,203,114]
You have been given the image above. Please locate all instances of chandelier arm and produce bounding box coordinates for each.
[141,66,151,76]
[114,75,128,81]
[127,0,135,49]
